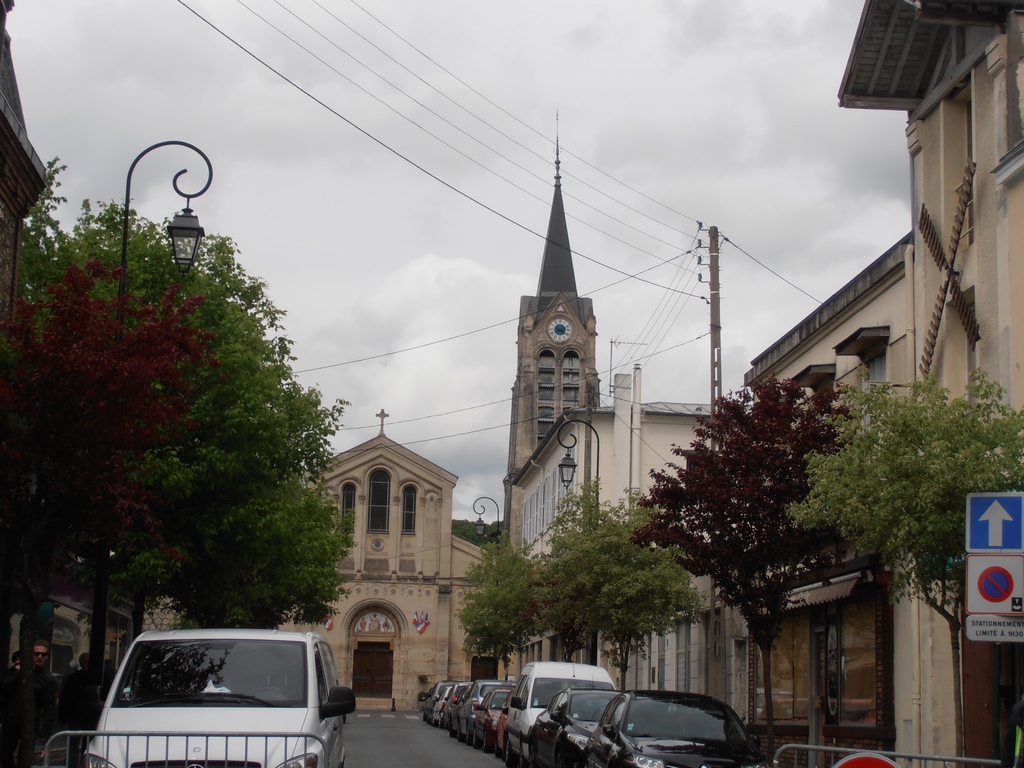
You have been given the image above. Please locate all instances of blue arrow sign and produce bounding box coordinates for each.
[967,494,1024,552]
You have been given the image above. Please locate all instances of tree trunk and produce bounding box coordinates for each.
[942,610,964,755]
[759,640,775,758]
[131,591,146,637]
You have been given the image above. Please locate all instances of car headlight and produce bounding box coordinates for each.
[566,733,589,749]
[623,757,664,768]
[275,754,318,768]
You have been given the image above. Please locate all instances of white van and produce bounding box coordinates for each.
[503,661,614,768]
[88,629,357,768]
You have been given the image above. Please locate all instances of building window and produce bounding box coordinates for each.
[838,600,876,725]
[562,352,580,407]
[538,351,556,440]
[755,612,809,721]
[402,485,416,534]
[368,471,390,532]
[340,483,356,531]
[866,351,886,384]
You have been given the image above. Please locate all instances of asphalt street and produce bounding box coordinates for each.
[345,710,501,768]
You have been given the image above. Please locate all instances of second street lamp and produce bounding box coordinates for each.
[556,418,600,491]
[91,141,214,689]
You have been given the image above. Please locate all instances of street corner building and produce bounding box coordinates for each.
[287,429,485,710]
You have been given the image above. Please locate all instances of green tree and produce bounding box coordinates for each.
[0,260,211,768]
[794,371,1024,755]
[543,486,702,688]
[457,536,540,669]
[18,164,352,629]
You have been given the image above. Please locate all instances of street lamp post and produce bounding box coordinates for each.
[90,141,213,689]
[473,496,500,540]
[556,418,600,491]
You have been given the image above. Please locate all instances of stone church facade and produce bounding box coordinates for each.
[291,429,484,709]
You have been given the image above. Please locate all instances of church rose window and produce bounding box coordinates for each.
[368,471,390,532]
[402,485,416,534]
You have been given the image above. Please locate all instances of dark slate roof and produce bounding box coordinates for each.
[839,0,1022,111]
[535,165,577,311]
[0,32,45,180]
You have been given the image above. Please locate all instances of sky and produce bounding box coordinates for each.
[8,1,912,522]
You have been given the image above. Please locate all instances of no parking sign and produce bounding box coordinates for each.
[966,554,1024,615]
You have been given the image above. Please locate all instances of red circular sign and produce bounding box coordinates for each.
[979,566,1014,602]
[834,754,901,768]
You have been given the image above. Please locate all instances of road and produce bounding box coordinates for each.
[345,710,501,768]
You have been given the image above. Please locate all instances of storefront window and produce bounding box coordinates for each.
[755,612,809,721]
[840,600,876,724]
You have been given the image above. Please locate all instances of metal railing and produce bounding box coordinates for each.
[772,744,1000,768]
[43,731,329,768]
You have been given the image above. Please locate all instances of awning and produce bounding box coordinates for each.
[785,571,867,610]
[834,326,890,359]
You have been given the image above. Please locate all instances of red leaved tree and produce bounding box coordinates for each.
[637,377,846,754]
[0,261,210,767]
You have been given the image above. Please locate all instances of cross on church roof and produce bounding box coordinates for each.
[376,409,389,435]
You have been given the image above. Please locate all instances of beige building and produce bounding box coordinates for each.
[291,429,484,709]
[837,0,1024,755]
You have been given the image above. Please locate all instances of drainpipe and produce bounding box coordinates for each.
[906,241,923,754]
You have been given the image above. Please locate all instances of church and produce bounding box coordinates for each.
[292,418,486,709]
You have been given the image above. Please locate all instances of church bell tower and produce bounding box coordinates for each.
[504,151,598,541]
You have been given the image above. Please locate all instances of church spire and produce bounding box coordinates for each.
[536,138,576,304]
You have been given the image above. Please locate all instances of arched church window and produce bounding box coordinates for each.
[368,471,390,532]
[562,352,580,407]
[538,351,556,439]
[402,485,416,534]
[341,483,356,531]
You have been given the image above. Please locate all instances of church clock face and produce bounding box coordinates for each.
[548,317,573,343]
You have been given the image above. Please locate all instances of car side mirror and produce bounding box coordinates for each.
[553,711,565,725]
[602,723,618,739]
[509,695,524,710]
[321,686,357,719]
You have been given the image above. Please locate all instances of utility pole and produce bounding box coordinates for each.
[705,225,727,702]
[709,226,722,411]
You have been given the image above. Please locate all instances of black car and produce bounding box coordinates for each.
[531,687,617,768]
[585,690,766,768]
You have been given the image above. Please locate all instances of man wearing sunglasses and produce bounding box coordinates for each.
[0,640,58,768]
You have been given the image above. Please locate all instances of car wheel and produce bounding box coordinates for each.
[555,748,575,768]
[505,743,517,768]
[458,724,467,743]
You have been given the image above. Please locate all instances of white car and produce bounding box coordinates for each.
[503,662,615,768]
[87,629,356,768]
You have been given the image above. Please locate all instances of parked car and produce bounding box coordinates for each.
[474,687,511,752]
[494,698,510,760]
[504,661,615,768]
[423,680,455,722]
[585,690,766,768]
[530,687,616,768]
[456,679,513,743]
[430,683,454,726]
[444,682,470,734]
[87,629,357,768]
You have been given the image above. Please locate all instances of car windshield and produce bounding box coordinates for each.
[569,691,616,722]
[623,698,749,745]
[532,678,614,708]
[114,639,307,708]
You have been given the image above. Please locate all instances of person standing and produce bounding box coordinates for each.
[0,640,59,768]
[59,653,91,768]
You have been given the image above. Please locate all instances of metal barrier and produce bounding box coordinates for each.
[43,731,329,768]
[772,743,1001,768]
